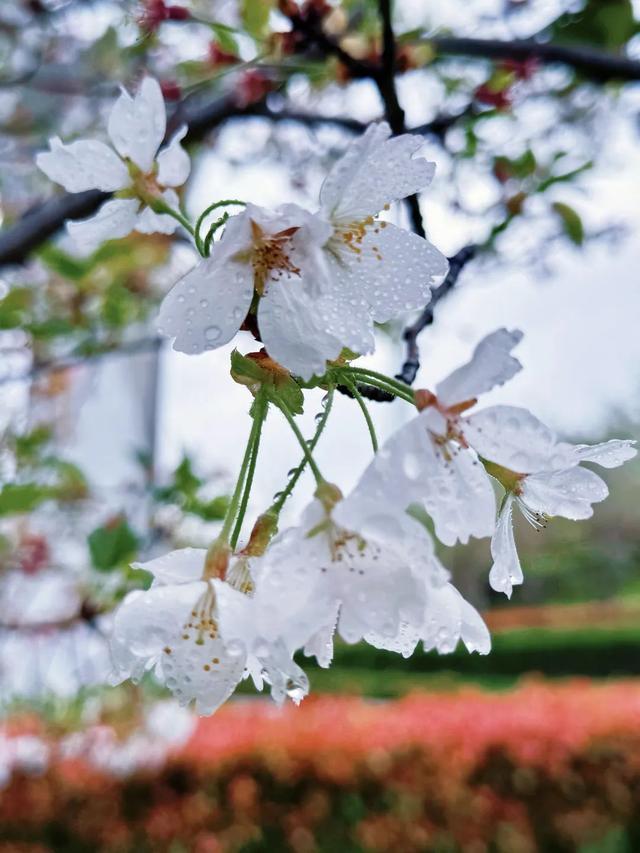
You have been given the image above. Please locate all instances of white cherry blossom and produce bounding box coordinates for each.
[157,122,448,380]
[36,77,190,251]
[462,406,637,596]
[255,491,437,659]
[356,328,524,546]
[109,547,309,715]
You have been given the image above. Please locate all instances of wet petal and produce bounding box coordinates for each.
[355,415,496,546]
[422,581,491,655]
[258,281,345,380]
[319,122,435,222]
[131,548,206,587]
[67,198,139,252]
[156,125,191,187]
[108,77,166,173]
[489,495,522,598]
[465,405,562,473]
[327,222,447,323]
[436,328,523,408]
[136,190,181,235]
[521,466,608,520]
[36,137,130,193]
[157,252,253,356]
[571,439,637,469]
[303,609,338,668]
[110,582,247,716]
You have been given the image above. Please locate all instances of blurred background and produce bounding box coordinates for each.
[1,0,640,850]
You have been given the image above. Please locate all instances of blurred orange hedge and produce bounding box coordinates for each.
[3,680,640,852]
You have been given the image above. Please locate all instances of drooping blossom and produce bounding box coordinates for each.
[158,122,448,379]
[463,408,637,596]
[37,77,190,251]
[356,328,524,546]
[109,547,311,714]
[355,327,636,596]
[255,486,488,664]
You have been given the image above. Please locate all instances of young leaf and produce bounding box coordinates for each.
[88,517,139,572]
[553,202,584,245]
[0,484,54,516]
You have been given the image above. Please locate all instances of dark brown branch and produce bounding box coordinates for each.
[376,0,425,238]
[396,244,477,385]
[431,36,640,82]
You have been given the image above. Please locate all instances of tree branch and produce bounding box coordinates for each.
[0,93,461,268]
[396,244,477,385]
[376,0,425,238]
[430,36,640,82]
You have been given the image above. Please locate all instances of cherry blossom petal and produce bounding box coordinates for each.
[110,582,247,715]
[258,281,345,380]
[327,222,447,323]
[319,122,435,222]
[107,77,166,173]
[356,415,496,546]
[135,190,181,235]
[131,548,206,587]
[157,252,254,356]
[464,405,562,473]
[571,439,637,469]
[521,466,608,520]
[436,328,523,408]
[303,609,338,668]
[156,125,191,187]
[36,137,130,193]
[489,495,523,597]
[66,198,140,252]
[422,581,491,654]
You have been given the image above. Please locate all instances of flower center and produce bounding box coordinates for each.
[180,582,219,646]
[516,496,549,530]
[235,220,301,296]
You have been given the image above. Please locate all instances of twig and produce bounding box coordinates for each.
[395,244,476,385]
[375,0,424,237]
[430,36,640,83]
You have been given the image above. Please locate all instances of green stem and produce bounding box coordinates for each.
[152,202,195,236]
[347,367,416,402]
[229,396,268,550]
[195,199,246,255]
[219,392,267,544]
[270,387,334,514]
[345,378,379,452]
[273,397,325,486]
[338,368,415,404]
[203,212,230,256]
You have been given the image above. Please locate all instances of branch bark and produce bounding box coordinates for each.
[430,36,640,82]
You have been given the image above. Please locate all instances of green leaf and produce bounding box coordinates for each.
[0,288,32,329]
[39,245,92,280]
[241,0,275,39]
[13,426,53,462]
[551,0,638,50]
[553,202,584,245]
[0,483,54,516]
[185,495,230,521]
[210,22,240,55]
[88,517,139,572]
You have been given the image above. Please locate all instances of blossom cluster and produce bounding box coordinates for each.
[37,78,636,715]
